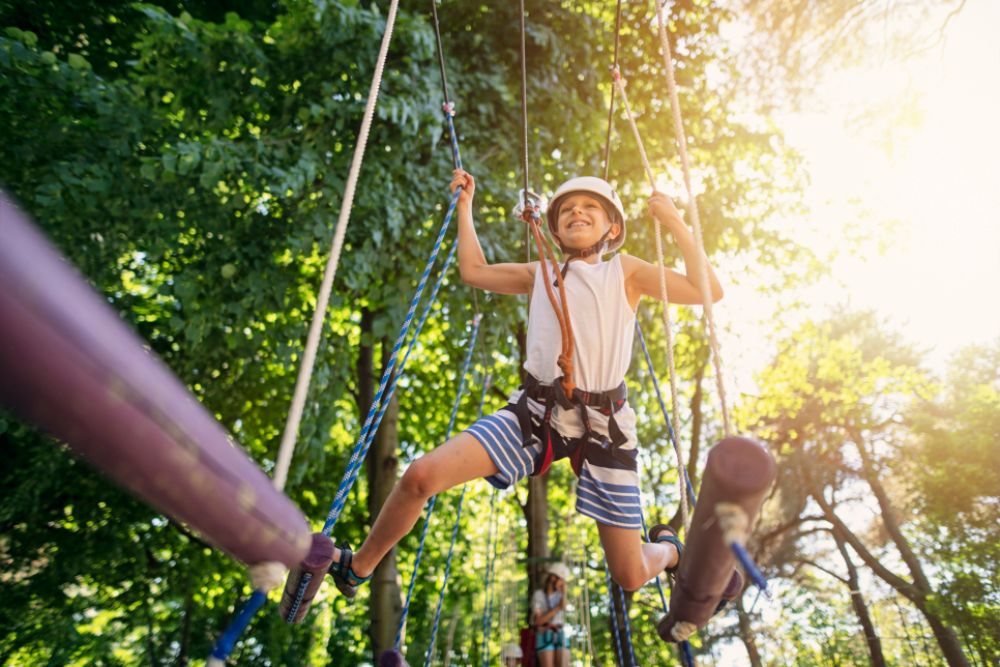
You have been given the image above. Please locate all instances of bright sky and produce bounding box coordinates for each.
[722,0,1000,397]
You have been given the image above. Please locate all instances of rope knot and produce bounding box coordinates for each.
[519,205,541,224]
[715,502,749,547]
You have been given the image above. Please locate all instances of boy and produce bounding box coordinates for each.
[328,168,723,600]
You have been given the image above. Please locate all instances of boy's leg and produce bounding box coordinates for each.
[598,522,679,592]
[345,432,499,577]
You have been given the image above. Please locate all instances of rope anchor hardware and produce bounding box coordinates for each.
[512,189,545,221]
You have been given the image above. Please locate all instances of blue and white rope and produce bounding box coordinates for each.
[421,376,492,666]
[479,487,500,667]
[635,321,696,506]
[395,316,483,649]
[604,562,626,667]
[322,188,461,535]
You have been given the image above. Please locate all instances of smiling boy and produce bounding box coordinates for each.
[326,169,723,603]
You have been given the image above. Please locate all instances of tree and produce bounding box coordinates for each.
[746,311,974,666]
[0,0,811,663]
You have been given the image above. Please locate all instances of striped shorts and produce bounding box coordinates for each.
[465,396,643,530]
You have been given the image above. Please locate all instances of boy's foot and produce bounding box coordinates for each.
[648,523,683,575]
[327,545,372,598]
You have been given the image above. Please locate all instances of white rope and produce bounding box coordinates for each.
[611,70,689,532]
[715,502,750,547]
[272,0,402,491]
[654,0,732,437]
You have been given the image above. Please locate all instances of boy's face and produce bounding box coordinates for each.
[555,193,619,250]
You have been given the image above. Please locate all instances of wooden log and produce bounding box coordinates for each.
[0,193,311,568]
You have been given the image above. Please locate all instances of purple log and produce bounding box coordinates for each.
[0,193,311,568]
[278,533,335,623]
[658,435,775,642]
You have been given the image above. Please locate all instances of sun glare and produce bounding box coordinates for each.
[724,0,1000,391]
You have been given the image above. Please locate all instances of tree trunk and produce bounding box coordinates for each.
[806,452,971,667]
[832,528,886,667]
[736,593,763,667]
[362,324,403,659]
[524,474,549,592]
[852,437,971,667]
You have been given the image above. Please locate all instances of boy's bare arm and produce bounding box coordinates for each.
[451,169,535,295]
[622,192,724,305]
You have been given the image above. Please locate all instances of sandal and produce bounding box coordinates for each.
[650,524,744,617]
[327,545,372,598]
[648,523,684,576]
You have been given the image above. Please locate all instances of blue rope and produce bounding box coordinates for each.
[604,562,626,667]
[732,542,768,592]
[395,316,483,649]
[208,589,267,660]
[421,376,492,667]
[322,192,460,535]
[681,639,696,667]
[615,583,636,667]
[479,487,500,667]
[635,321,697,506]
[421,483,470,667]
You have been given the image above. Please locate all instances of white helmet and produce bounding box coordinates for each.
[546,561,571,582]
[502,643,524,659]
[546,176,626,255]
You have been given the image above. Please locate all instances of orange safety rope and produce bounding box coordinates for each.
[522,207,576,398]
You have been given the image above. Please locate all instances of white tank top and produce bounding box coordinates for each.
[523,255,635,392]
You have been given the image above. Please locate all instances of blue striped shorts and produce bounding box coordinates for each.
[465,399,643,530]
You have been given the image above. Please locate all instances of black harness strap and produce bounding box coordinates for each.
[507,373,635,476]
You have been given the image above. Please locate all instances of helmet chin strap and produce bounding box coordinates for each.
[560,227,614,260]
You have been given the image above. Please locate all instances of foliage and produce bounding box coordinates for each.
[0,0,808,665]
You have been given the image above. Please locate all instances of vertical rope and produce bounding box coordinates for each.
[422,482,471,667]
[652,0,732,436]
[422,376,493,667]
[604,562,626,667]
[610,68,689,532]
[273,0,402,491]
[636,321,697,506]
[479,487,500,667]
[395,316,483,650]
[518,0,530,203]
[601,0,624,180]
[615,584,636,667]
[207,3,402,661]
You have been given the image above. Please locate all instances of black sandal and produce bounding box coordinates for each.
[327,545,372,598]
[648,523,684,576]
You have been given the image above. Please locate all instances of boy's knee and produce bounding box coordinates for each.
[399,458,436,499]
[607,563,645,592]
